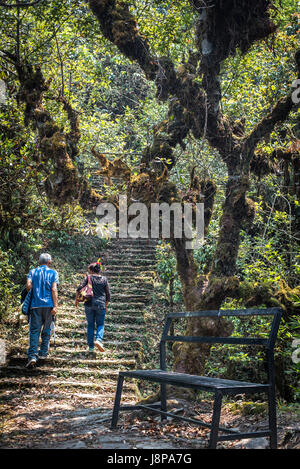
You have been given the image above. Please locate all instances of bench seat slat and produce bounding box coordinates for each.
[162,336,268,346]
[119,369,269,393]
[167,308,281,319]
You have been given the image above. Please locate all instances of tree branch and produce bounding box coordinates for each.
[14,60,102,207]
[245,49,300,158]
[245,95,296,156]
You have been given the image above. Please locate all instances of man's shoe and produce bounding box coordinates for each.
[95,341,105,352]
[38,355,47,360]
[88,347,95,353]
[25,358,37,368]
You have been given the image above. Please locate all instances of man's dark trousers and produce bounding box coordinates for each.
[28,307,53,359]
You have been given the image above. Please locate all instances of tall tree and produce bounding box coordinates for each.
[87,0,300,373]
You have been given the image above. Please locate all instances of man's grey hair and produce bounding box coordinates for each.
[39,253,52,265]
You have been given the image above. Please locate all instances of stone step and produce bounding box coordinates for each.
[61,293,150,303]
[105,251,156,258]
[7,355,137,368]
[106,242,156,248]
[104,246,156,252]
[59,305,145,314]
[52,328,144,342]
[109,295,151,303]
[66,269,154,278]
[105,246,156,252]
[0,389,136,403]
[59,297,149,307]
[57,313,144,323]
[12,337,144,350]
[59,300,148,308]
[8,346,139,360]
[105,259,156,266]
[57,317,144,328]
[0,377,137,393]
[61,285,154,295]
[110,238,157,244]
[110,283,154,290]
[103,260,155,268]
[104,252,156,259]
[112,293,151,301]
[58,311,145,321]
[109,290,153,298]
[54,322,145,333]
[61,281,154,289]
[104,246,156,253]
[103,263,155,277]
[1,365,131,380]
[68,268,155,278]
[101,268,155,275]
[110,284,153,291]
[107,315,144,325]
[104,272,154,278]
[109,302,148,309]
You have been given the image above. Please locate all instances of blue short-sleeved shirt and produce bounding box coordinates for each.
[27,265,59,308]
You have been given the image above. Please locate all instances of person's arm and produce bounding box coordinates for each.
[75,291,80,307]
[51,282,58,315]
[105,280,111,309]
[75,276,88,307]
[26,269,33,291]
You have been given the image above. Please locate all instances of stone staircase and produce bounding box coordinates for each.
[0,236,158,447]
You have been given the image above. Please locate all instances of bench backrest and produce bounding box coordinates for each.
[159,308,282,382]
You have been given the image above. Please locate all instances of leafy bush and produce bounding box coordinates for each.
[155,241,182,305]
[0,248,14,320]
[205,313,300,402]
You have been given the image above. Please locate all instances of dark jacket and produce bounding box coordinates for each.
[77,275,110,308]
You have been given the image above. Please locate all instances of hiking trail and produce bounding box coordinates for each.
[0,236,162,448]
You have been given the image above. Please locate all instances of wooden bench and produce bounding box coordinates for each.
[111,308,282,449]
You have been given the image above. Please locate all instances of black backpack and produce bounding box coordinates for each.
[21,286,27,304]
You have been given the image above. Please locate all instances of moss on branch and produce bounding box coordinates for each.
[16,61,102,207]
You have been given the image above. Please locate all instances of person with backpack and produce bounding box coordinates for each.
[25,253,59,368]
[75,260,110,353]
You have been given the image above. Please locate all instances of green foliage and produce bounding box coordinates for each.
[0,248,14,319]
[193,234,217,275]
[205,313,300,402]
[155,241,182,305]
[42,230,108,283]
[237,192,299,287]
[227,401,268,416]
[276,316,300,401]
[221,3,298,129]
[131,0,196,63]
[156,241,177,283]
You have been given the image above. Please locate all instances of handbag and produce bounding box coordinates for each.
[78,275,94,303]
[21,288,33,316]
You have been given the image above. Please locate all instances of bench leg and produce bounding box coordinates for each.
[268,385,277,449]
[208,391,223,449]
[161,383,167,422]
[111,375,124,429]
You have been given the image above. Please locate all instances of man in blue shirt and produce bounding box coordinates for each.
[25,253,59,368]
